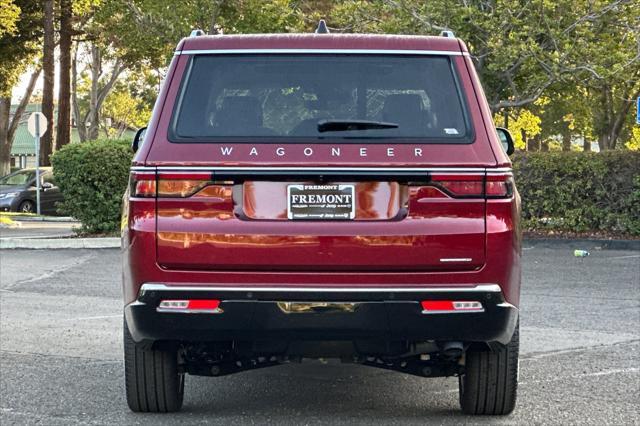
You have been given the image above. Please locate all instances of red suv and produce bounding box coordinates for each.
[122,26,521,415]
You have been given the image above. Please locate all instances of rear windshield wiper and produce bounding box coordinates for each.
[317,119,399,133]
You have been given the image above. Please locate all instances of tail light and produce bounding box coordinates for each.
[130,171,232,199]
[485,173,514,198]
[157,172,212,197]
[415,173,513,199]
[130,171,156,197]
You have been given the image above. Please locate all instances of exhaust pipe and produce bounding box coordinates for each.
[442,341,464,360]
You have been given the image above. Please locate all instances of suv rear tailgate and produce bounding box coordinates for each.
[154,169,486,272]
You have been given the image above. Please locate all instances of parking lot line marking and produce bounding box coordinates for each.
[62,314,121,321]
[605,254,640,260]
[519,367,639,386]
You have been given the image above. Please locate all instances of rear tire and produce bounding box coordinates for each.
[459,322,519,415]
[18,200,35,213]
[124,319,184,412]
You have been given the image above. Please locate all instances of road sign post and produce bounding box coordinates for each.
[27,112,48,216]
[636,96,640,125]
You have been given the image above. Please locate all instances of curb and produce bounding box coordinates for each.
[523,238,640,251]
[0,237,120,249]
[0,213,77,223]
[11,216,77,223]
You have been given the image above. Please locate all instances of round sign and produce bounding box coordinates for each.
[27,112,48,137]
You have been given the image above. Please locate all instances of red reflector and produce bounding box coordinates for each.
[421,300,455,311]
[187,299,221,310]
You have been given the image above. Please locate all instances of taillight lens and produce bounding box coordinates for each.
[430,174,484,198]
[157,172,212,197]
[416,173,514,199]
[131,171,230,198]
[131,172,156,197]
[485,174,514,198]
[157,179,208,197]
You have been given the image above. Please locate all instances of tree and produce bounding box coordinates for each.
[0,0,42,175]
[567,0,639,150]
[0,0,20,37]
[41,0,55,166]
[329,0,639,115]
[73,44,124,141]
[101,82,151,138]
[56,0,73,148]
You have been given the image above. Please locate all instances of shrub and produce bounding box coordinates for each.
[50,142,639,236]
[513,151,640,236]
[51,139,132,233]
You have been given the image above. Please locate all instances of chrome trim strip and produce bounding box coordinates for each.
[174,49,466,56]
[131,166,504,173]
[439,258,473,262]
[140,283,502,294]
[486,168,513,174]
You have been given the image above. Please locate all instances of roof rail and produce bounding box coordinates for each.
[439,30,455,38]
[315,20,330,34]
[190,29,205,37]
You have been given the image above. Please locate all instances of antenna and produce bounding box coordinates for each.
[315,20,330,34]
[190,29,205,37]
[439,30,455,38]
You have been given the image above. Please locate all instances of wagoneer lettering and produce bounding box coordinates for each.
[123,27,521,416]
[217,145,429,159]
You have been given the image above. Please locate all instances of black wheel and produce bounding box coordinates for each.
[459,322,519,415]
[124,319,184,412]
[18,200,35,213]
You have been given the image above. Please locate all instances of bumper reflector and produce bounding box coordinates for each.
[157,299,222,313]
[421,300,483,314]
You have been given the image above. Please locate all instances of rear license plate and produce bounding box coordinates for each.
[287,184,355,220]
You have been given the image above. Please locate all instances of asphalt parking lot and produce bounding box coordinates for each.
[1,244,639,425]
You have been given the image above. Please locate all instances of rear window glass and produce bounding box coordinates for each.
[170,54,472,143]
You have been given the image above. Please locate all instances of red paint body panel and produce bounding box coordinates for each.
[123,33,521,318]
[179,34,463,53]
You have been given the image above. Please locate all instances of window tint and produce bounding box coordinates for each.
[0,170,35,185]
[171,55,471,142]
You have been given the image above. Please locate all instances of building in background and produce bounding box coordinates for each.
[8,104,135,172]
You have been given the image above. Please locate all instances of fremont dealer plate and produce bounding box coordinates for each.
[287,184,355,220]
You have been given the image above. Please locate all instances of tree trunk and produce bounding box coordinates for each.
[87,44,101,141]
[78,44,124,141]
[583,134,591,152]
[562,130,571,151]
[72,46,86,142]
[41,0,55,165]
[540,138,549,152]
[594,85,637,151]
[0,98,10,175]
[56,0,72,148]
[0,69,41,174]
[209,0,225,34]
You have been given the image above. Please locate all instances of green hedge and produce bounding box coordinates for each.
[513,151,640,236]
[51,139,132,233]
[50,142,639,236]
